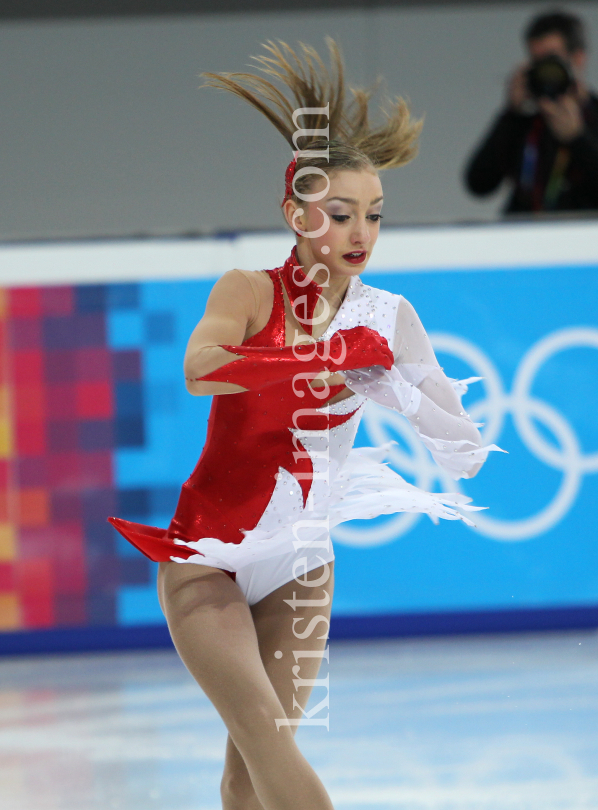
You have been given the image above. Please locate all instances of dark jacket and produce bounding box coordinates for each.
[465,93,598,213]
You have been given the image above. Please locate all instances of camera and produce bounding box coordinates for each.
[526,54,575,99]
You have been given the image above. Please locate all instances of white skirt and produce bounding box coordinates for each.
[170,444,485,594]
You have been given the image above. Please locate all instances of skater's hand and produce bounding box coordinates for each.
[326,327,394,372]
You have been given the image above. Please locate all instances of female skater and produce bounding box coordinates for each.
[110,41,500,810]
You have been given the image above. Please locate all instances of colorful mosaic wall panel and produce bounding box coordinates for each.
[0,284,152,630]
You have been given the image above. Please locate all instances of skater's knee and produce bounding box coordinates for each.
[221,767,262,810]
[228,699,285,750]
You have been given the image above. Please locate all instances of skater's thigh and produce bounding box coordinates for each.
[251,561,334,720]
[158,560,288,742]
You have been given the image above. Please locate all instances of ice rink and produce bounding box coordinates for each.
[1,630,597,810]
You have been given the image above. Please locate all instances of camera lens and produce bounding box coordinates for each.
[526,54,574,99]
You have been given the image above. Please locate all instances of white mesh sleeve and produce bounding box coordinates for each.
[343,296,505,480]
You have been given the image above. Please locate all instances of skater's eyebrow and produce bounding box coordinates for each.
[326,196,384,205]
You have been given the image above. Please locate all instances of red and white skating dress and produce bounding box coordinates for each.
[109,249,502,604]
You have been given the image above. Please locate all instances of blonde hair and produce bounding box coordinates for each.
[201,39,422,200]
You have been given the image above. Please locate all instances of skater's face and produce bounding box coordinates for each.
[283,168,383,279]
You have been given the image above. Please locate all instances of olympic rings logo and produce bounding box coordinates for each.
[333,327,598,546]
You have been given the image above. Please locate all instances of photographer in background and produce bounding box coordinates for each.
[465,11,598,214]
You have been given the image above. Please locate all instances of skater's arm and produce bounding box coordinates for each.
[343,297,504,479]
[184,270,393,397]
[184,270,258,396]
[392,296,488,478]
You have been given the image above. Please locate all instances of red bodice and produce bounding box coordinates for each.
[109,254,355,562]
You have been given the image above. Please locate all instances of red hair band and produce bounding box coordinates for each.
[282,153,298,206]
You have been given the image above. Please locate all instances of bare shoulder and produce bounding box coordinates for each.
[230,269,276,336]
[234,268,273,297]
[206,269,274,325]
[208,268,256,300]
[210,268,251,292]
[234,269,274,315]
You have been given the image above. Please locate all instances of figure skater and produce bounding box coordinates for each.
[109,40,502,810]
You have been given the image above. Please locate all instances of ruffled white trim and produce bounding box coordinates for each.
[412,428,505,479]
[325,444,486,526]
[170,443,487,571]
[449,375,484,397]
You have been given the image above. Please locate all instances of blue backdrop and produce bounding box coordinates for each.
[108,263,598,625]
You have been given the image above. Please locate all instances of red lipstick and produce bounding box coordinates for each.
[342,251,367,265]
